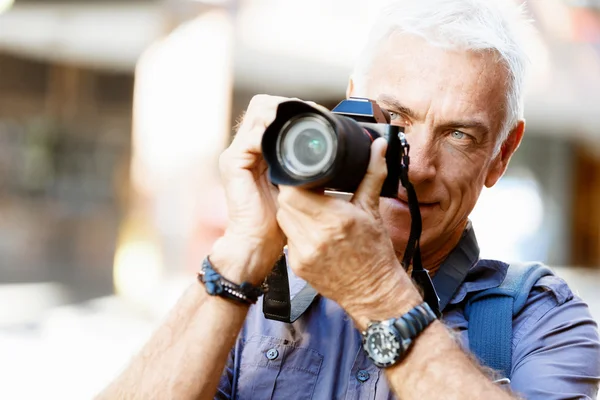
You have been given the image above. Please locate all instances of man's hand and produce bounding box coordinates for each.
[275,135,515,400]
[276,137,422,326]
[212,94,299,283]
[97,94,322,400]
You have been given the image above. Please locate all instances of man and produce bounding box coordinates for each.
[97,0,600,399]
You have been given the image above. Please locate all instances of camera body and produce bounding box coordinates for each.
[261,97,405,198]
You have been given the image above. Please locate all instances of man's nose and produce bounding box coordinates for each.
[404,128,437,186]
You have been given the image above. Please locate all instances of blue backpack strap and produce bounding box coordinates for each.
[464,262,553,379]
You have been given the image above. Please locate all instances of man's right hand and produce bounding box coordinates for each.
[210,95,296,284]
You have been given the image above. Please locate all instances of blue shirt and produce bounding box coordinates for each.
[217,227,600,399]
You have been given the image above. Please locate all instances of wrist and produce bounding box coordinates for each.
[342,265,423,331]
[209,234,282,285]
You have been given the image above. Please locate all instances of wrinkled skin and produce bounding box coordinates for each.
[347,33,524,273]
[215,33,524,317]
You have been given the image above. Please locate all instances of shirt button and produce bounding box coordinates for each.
[356,370,370,383]
[266,348,279,360]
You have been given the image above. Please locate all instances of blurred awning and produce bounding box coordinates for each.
[0,0,599,138]
[0,1,366,98]
[0,3,164,71]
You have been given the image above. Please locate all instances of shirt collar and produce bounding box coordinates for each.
[433,221,509,308]
[447,259,509,305]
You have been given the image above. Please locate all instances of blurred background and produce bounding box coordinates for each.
[0,0,599,398]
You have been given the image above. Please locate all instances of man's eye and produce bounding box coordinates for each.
[387,111,408,127]
[451,130,466,140]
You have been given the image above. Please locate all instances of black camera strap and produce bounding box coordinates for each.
[263,134,442,322]
[398,135,441,317]
[262,254,320,322]
[262,253,319,323]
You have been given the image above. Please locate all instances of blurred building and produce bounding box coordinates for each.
[0,0,599,307]
[0,53,132,300]
[0,1,600,399]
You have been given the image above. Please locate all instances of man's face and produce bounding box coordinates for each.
[349,33,520,261]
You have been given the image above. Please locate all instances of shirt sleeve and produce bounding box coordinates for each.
[510,275,600,400]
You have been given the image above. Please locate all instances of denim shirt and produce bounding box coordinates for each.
[216,228,600,400]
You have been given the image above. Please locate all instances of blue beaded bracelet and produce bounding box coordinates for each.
[197,256,266,305]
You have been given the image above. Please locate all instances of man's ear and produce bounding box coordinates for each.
[485,120,525,188]
[346,77,355,99]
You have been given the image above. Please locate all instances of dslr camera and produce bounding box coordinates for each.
[261,97,406,198]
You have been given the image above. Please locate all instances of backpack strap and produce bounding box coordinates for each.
[464,262,553,379]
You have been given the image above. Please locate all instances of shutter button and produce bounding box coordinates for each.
[266,348,279,360]
[356,370,370,382]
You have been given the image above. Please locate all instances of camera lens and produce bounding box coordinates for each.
[276,114,337,178]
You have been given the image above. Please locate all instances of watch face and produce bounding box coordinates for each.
[363,322,403,368]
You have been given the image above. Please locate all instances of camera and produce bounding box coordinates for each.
[261,98,441,319]
[261,97,405,198]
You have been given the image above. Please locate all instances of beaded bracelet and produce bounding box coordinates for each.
[197,256,266,305]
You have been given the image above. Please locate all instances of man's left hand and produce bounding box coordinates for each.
[276,137,422,325]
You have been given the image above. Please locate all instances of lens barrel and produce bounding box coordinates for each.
[262,101,373,193]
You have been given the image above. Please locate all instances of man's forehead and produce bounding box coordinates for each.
[363,33,508,128]
[369,33,506,80]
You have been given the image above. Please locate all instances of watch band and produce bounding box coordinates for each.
[362,302,438,368]
[393,302,437,340]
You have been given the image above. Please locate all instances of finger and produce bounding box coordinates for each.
[275,205,297,240]
[278,185,341,218]
[221,95,296,177]
[350,137,388,210]
[276,205,308,256]
[230,95,293,153]
[230,96,327,156]
[305,101,331,115]
[276,206,319,275]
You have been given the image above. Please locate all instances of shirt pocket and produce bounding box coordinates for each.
[236,335,323,400]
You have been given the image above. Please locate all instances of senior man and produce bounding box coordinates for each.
[98,0,600,399]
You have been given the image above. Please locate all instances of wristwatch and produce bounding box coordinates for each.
[362,302,437,368]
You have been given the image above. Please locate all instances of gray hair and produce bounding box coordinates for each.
[352,0,532,154]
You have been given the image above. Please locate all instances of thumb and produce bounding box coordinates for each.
[351,137,388,210]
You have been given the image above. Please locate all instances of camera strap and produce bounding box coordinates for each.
[262,253,319,323]
[398,135,441,317]
[263,134,442,322]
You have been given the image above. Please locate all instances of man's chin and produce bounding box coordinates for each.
[380,199,442,252]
